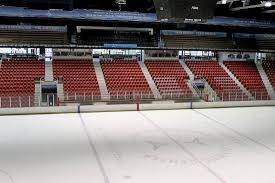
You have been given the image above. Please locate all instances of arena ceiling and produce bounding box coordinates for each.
[0,0,275,20]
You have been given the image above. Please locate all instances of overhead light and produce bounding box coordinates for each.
[115,0,126,5]
[265,1,272,7]
[222,0,227,4]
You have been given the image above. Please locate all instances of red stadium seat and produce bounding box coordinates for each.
[186,60,249,101]
[101,59,153,99]
[224,61,269,100]
[262,60,275,90]
[145,60,192,98]
[53,59,101,101]
[0,58,44,108]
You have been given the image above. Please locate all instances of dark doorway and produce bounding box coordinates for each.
[42,85,57,106]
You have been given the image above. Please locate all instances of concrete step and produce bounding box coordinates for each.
[180,61,195,80]
[138,61,162,99]
[180,60,202,98]
[57,83,65,101]
[219,62,255,100]
[180,60,218,100]
[256,63,275,100]
[93,61,110,100]
[187,80,200,98]
[203,80,220,101]
[34,83,41,107]
[45,61,54,81]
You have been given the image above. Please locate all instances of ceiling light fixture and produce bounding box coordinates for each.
[222,0,227,4]
[264,1,272,7]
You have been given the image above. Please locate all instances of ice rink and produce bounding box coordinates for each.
[0,107,275,183]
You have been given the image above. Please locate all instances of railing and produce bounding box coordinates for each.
[0,90,272,109]
[205,90,270,102]
[0,95,34,108]
[109,91,154,100]
[199,78,220,101]
[63,92,101,102]
[58,90,197,104]
[159,90,194,100]
[191,82,202,97]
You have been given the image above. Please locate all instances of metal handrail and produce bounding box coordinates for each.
[0,90,271,109]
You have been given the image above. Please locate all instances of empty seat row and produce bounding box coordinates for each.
[101,59,153,99]
[262,60,275,89]
[53,59,101,101]
[0,59,44,107]
[186,60,248,101]
[224,61,270,100]
[145,60,192,98]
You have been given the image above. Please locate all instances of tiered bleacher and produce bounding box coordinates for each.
[224,61,270,100]
[186,60,248,101]
[162,35,234,50]
[0,58,44,107]
[256,38,275,50]
[233,34,275,51]
[101,59,153,99]
[79,30,158,47]
[53,59,101,101]
[144,60,192,98]
[0,55,273,108]
[262,60,275,89]
[0,25,68,45]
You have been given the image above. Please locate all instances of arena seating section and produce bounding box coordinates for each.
[0,27,68,45]
[0,57,274,108]
[145,60,193,98]
[53,59,101,101]
[162,35,234,50]
[186,60,248,101]
[256,37,275,50]
[262,60,275,89]
[224,61,269,100]
[101,59,153,99]
[0,58,44,107]
[80,30,158,47]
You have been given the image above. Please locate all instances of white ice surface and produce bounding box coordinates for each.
[0,114,105,183]
[0,107,275,183]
